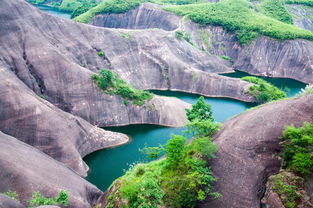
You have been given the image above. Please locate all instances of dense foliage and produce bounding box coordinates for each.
[75,0,209,23]
[241,76,286,104]
[75,0,145,23]
[3,190,68,207]
[281,123,313,175]
[164,0,313,44]
[267,123,313,208]
[285,0,313,7]
[257,0,293,24]
[92,69,153,106]
[186,96,213,122]
[106,97,220,208]
[59,0,97,18]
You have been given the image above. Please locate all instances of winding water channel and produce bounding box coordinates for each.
[33,5,307,191]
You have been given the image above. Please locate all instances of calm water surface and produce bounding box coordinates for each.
[34,5,71,19]
[221,70,306,97]
[84,92,254,190]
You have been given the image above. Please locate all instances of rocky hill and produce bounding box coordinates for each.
[1,0,313,207]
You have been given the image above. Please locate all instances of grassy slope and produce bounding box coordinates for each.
[257,0,293,24]
[164,0,313,43]
[74,0,205,23]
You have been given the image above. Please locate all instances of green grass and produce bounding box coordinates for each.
[75,0,207,23]
[257,0,293,24]
[221,55,232,61]
[75,0,145,23]
[164,0,313,44]
[285,0,313,7]
[241,76,287,104]
[59,0,97,18]
[92,69,153,106]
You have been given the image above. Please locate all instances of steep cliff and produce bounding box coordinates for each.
[0,65,128,177]
[197,94,313,208]
[89,3,313,84]
[287,4,313,31]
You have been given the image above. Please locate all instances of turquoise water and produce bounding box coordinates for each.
[34,5,71,19]
[84,92,254,191]
[221,70,306,97]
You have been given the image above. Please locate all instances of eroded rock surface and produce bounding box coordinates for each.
[0,65,129,177]
[91,3,180,31]
[0,132,102,208]
[90,3,313,84]
[287,4,313,32]
[197,94,313,208]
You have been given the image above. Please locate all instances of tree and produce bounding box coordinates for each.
[186,96,213,122]
[165,135,187,169]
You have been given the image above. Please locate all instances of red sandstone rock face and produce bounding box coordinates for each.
[197,94,313,208]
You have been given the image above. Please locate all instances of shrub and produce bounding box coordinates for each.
[28,190,68,207]
[281,123,313,175]
[92,69,153,106]
[285,0,313,7]
[3,190,19,202]
[221,56,232,61]
[271,173,300,208]
[241,76,286,104]
[257,0,293,24]
[186,96,213,122]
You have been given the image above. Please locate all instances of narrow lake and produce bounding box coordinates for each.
[30,4,308,191]
[33,4,71,19]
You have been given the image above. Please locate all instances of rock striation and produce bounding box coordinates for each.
[90,3,313,84]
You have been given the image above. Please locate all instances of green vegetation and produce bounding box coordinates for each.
[97,51,105,57]
[3,190,68,207]
[164,0,313,44]
[241,76,286,104]
[106,97,220,208]
[92,69,153,106]
[221,55,232,61]
[281,123,313,175]
[75,0,207,23]
[267,123,313,208]
[270,172,303,208]
[199,30,211,50]
[175,30,191,43]
[285,0,313,7]
[257,0,293,24]
[3,190,19,202]
[28,190,68,207]
[186,96,213,122]
[59,0,97,18]
[75,0,145,23]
